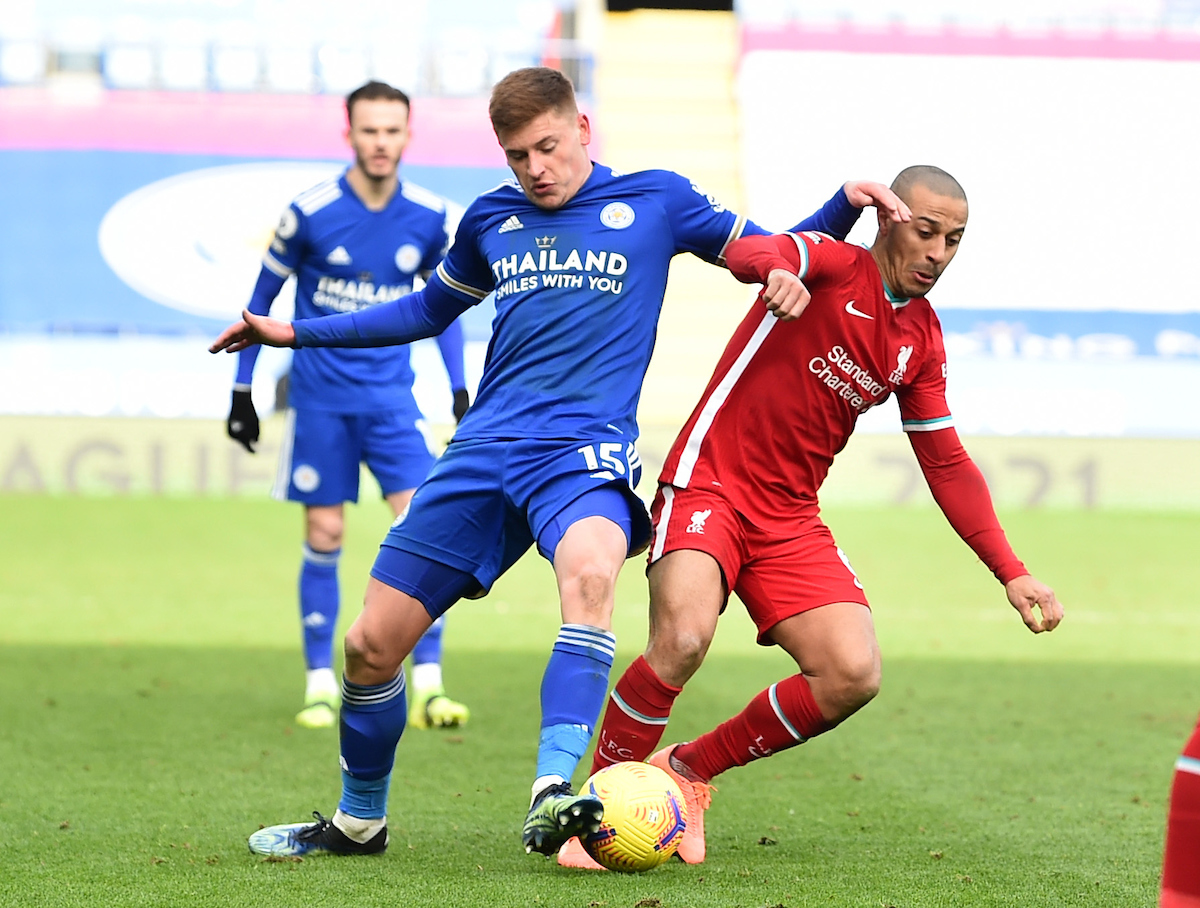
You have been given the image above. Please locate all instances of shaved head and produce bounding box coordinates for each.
[891,165,966,208]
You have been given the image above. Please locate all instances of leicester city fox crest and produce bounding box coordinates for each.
[600,202,635,229]
[395,244,422,273]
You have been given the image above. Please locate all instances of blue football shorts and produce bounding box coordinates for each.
[369,436,651,613]
[273,406,436,506]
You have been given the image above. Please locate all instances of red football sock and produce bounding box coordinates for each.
[591,655,682,774]
[674,673,832,782]
[1162,717,1200,908]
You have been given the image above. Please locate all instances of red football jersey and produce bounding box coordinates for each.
[660,231,952,527]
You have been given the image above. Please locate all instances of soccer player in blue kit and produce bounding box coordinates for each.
[226,80,472,731]
[211,66,910,858]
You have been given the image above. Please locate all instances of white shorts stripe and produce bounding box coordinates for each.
[610,691,669,726]
[650,485,675,563]
[671,310,778,487]
[768,682,805,742]
[1177,755,1200,776]
[272,408,297,500]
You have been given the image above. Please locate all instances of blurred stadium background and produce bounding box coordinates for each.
[2,0,1199,508]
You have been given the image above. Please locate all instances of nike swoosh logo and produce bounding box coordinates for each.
[845,300,873,320]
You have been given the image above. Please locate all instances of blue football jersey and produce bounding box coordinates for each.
[265,171,451,413]
[429,165,766,441]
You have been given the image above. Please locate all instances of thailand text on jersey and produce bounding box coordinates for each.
[426,165,761,442]
[660,232,953,527]
[265,171,450,412]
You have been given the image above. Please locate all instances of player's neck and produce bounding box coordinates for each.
[345,166,399,212]
[868,244,899,298]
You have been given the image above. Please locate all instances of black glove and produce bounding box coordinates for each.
[227,388,260,453]
[452,387,470,424]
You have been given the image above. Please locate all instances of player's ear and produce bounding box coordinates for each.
[876,205,892,236]
[578,112,592,147]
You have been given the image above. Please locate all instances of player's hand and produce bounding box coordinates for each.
[843,181,911,223]
[209,309,297,354]
[452,388,470,424]
[227,388,260,453]
[1004,574,1063,634]
[761,268,811,321]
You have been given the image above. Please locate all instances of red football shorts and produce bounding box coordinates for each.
[648,483,869,644]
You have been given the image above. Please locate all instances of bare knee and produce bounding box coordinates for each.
[644,624,712,688]
[558,561,618,626]
[811,654,881,723]
[344,622,403,683]
[306,506,344,552]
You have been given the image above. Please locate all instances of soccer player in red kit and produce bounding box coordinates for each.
[1162,716,1200,907]
[559,165,1063,868]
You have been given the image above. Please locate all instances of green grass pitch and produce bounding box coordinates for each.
[1,495,1198,907]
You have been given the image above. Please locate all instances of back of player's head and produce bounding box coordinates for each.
[488,67,577,137]
[891,165,967,206]
[345,81,411,123]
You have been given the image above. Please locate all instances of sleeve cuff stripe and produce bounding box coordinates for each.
[262,254,293,278]
[435,263,489,301]
[902,416,955,432]
[716,214,748,265]
[784,232,810,279]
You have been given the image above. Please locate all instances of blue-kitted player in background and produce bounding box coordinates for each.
[226,80,472,731]
[212,66,908,859]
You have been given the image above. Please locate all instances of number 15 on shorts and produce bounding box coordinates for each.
[577,442,642,486]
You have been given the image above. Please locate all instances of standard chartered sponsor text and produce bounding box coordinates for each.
[809,344,887,411]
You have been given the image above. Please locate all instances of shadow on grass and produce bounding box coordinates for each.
[0,645,1188,908]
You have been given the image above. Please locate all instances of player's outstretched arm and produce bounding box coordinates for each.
[910,427,1064,633]
[842,181,912,224]
[1005,574,1064,634]
[211,283,472,355]
[210,310,296,354]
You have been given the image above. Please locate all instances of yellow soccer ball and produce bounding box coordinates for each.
[582,761,688,872]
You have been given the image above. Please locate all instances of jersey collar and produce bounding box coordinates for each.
[883,281,911,310]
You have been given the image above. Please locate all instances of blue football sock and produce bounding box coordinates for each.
[537,624,616,784]
[299,544,340,671]
[411,615,445,667]
[338,670,407,820]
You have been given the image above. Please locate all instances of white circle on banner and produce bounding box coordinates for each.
[97,163,463,321]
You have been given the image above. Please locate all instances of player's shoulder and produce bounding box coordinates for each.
[591,166,730,222]
[907,294,941,324]
[291,174,345,217]
[786,230,861,262]
[454,179,527,234]
[398,181,447,214]
[893,293,944,338]
[462,178,524,215]
[599,165,693,196]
